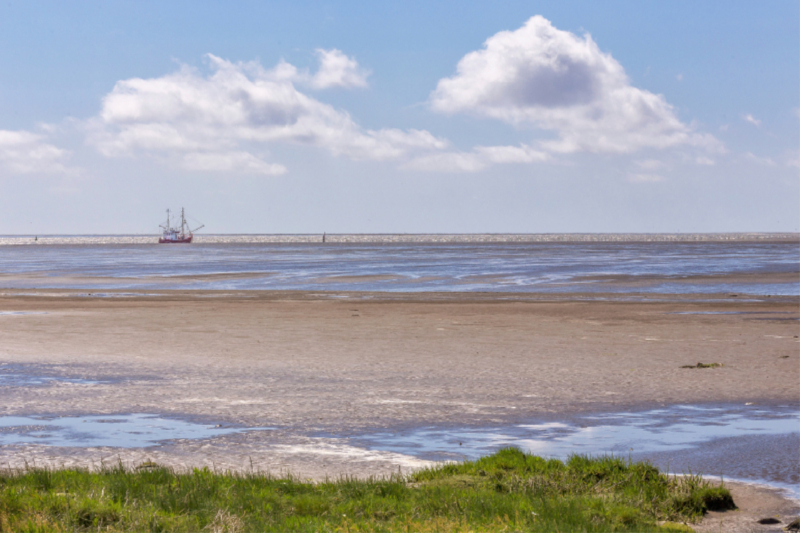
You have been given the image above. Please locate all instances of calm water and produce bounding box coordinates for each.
[0,403,796,496]
[0,236,797,294]
[0,414,269,448]
[353,404,800,495]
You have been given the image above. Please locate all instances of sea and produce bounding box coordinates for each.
[0,233,798,295]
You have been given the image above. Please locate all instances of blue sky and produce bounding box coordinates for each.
[0,1,797,234]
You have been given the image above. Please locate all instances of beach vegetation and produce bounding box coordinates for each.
[0,448,731,532]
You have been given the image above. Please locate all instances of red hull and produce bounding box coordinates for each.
[158,236,193,243]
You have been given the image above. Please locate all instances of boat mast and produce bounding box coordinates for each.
[166,209,171,231]
[181,207,187,237]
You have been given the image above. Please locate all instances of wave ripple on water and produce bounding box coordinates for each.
[0,236,797,295]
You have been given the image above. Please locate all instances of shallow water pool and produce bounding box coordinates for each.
[351,404,800,493]
[0,414,270,448]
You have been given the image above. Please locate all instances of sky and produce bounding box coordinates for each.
[0,0,797,234]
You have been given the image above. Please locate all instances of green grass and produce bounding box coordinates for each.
[0,448,733,532]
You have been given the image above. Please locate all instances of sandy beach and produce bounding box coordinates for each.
[1,289,798,529]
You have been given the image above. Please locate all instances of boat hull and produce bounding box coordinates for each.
[158,236,193,244]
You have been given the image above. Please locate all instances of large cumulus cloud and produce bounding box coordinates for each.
[88,53,446,175]
[430,16,722,155]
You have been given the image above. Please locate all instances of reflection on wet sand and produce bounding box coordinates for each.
[351,404,800,491]
[0,414,271,448]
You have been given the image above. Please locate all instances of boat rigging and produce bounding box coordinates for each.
[158,208,204,244]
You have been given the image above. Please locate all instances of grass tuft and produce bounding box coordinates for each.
[0,448,732,532]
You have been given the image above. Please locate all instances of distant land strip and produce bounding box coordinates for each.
[0,233,798,245]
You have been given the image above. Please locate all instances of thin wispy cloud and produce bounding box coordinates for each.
[634,159,665,170]
[743,152,775,166]
[628,173,664,183]
[405,144,549,172]
[742,114,761,127]
[181,151,288,175]
[785,150,800,168]
[0,129,73,175]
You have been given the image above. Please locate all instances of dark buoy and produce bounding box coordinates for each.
[322,232,326,243]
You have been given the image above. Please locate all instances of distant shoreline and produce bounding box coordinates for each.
[1,232,798,245]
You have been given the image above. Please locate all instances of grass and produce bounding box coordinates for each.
[0,448,734,532]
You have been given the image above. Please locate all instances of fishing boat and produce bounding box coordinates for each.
[159,208,203,244]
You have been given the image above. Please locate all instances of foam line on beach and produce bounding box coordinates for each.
[271,442,434,470]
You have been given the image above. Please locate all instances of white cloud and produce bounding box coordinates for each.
[310,49,370,89]
[742,114,761,127]
[695,156,715,166]
[743,152,775,166]
[404,152,486,173]
[430,16,722,155]
[676,73,683,82]
[634,159,665,170]
[0,129,72,174]
[87,54,445,174]
[785,150,800,168]
[181,151,287,175]
[628,173,664,183]
[405,143,549,172]
[266,49,369,89]
[475,144,549,164]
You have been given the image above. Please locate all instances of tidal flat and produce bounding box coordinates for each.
[0,289,798,531]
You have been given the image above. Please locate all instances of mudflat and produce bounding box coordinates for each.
[1,290,797,421]
[0,290,797,492]
[1,289,798,531]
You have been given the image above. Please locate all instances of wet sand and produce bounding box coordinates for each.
[0,289,798,529]
[1,289,796,419]
[695,480,800,532]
